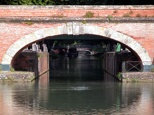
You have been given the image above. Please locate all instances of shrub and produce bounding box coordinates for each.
[123,13,130,17]
[37,54,41,58]
[10,67,15,72]
[113,10,118,13]
[151,67,154,72]
[107,15,113,19]
[136,14,141,17]
[132,78,138,82]
[129,11,133,15]
[83,11,94,18]
[81,21,86,24]
[116,72,122,81]
[144,15,148,17]
[26,21,34,26]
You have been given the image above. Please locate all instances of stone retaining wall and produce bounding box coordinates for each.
[122,72,154,82]
[0,72,35,81]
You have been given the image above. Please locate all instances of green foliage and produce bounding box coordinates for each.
[81,21,86,24]
[10,67,15,72]
[83,11,94,18]
[1,0,56,5]
[151,67,154,72]
[27,76,35,81]
[123,13,131,17]
[7,76,15,81]
[132,78,138,82]
[144,15,148,17]
[37,54,41,58]
[129,11,134,15]
[113,10,118,13]
[72,41,78,46]
[107,15,113,19]
[0,0,154,5]
[32,0,55,5]
[136,14,141,17]
[19,0,33,5]
[116,72,122,81]
[0,66,2,71]
[25,21,34,26]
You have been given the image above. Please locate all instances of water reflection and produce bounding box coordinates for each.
[0,55,154,114]
[50,54,104,81]
[1,79,154,114]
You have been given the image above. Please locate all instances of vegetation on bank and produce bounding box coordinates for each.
[0,0,153,5]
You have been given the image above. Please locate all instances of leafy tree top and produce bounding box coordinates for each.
[0,0,154,5]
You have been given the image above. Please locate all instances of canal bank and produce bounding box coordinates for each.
[1,71,154,82]
[122,72,154,82]
[0,71,35,81]
[0,51,49,82]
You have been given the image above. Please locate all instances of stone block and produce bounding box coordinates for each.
[72,22,80,35]
[58,25,65,35]
[53,26,59,35]
[25,33,37,43]
[34,29,45,40]
[110,31,125,41]
[104,28,114,38]
[83,25,98,35]
[98,27,106,36]
[66,22,73,35]
[6,45,19,57]
[1,54,12,64]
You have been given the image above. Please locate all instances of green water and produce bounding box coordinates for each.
[1,80,154,114]
[0,54,154,114]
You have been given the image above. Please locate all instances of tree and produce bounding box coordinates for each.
[32,0,56,5]
[0,0,153,5]
[19,0,33,5]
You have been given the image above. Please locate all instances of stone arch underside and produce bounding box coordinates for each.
[2,22,152,65]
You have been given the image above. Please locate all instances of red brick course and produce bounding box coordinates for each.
[0,9,154,17]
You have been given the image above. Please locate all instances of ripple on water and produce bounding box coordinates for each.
[70,86,89,91]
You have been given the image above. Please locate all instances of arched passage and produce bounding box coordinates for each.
[2,22,152,66]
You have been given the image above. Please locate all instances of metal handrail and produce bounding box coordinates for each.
[123,61,143,72]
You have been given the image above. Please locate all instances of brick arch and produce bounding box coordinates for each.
[1,23,152,65]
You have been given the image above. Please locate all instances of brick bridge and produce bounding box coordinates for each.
[0,5,154,70]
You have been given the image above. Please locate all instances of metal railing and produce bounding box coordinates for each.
[122,61,154,72]
[122,61,143,72]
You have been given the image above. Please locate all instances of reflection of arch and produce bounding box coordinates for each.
[2,22,151,65]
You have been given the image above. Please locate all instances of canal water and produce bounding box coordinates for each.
[50,52,105,81]
[0,53,154,114]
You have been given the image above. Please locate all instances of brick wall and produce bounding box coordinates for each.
[0,5,154,64]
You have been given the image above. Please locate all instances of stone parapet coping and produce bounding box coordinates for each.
[0,5,154,10]
[0,17,154,23]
